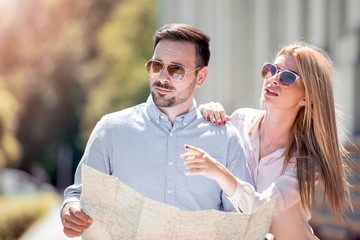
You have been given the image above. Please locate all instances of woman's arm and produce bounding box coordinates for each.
[181,144,238,197]
[181,144,257,213]
[181,145,300,215]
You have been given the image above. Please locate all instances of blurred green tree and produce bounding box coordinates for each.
[80,0,156,143]
[0,0,156,185]
[0,80,22,169]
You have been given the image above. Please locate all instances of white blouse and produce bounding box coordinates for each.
[227,108,318,240]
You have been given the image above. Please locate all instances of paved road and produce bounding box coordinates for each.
[20,205,82,240]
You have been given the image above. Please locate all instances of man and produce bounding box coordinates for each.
[61,23,253,238]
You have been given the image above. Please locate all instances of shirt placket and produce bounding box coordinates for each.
[248,130,260,186]
[162,117,180,206]
[166,128,176,205]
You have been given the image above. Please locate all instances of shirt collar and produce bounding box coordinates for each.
[247,112,265,140]
[145,94,198,124]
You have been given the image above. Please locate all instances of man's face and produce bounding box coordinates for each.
[149,40,199,109]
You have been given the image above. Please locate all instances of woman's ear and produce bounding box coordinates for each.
[299,98,307,106]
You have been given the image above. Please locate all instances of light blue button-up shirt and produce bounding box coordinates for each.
[63,95,253,212]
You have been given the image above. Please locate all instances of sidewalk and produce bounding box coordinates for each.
[20,205,82,240]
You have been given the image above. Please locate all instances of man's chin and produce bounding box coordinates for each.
[152,93,176,108]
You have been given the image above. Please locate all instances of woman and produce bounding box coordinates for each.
[181,42,353,239]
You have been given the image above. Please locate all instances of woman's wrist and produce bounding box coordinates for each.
[214,164,237,197]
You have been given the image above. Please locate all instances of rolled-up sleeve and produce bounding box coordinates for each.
[227,167,300,215]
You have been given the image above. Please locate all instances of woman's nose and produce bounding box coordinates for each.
[269,72,280,86]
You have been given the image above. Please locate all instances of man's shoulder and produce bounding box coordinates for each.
[100,103,146,126]
[194,111,240,138]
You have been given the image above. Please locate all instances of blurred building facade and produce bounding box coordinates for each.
[159,0,360,144]
[159,0,360,239]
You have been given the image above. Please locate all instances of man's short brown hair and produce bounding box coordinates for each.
[153,23,210,68]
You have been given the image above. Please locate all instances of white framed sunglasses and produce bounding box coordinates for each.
[261,63,301,87]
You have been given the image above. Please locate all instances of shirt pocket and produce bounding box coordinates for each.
[186,175,220,197]
[185,155,223,197]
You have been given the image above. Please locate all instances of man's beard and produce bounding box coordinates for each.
[151,81,176,107]
[150,79,196,108]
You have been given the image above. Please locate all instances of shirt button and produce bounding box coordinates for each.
[168,190,172,194]
[249,132,252,136]
[169,162,173,166]
[183,122,187,126]
[161,115,165,119]
[169,133,173,136]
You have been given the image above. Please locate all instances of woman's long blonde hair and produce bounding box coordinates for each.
[280,42,352,220]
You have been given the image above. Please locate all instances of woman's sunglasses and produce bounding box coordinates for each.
[145,59,202,81]
[261,63,301,87]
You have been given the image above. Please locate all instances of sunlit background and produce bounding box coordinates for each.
[0,0,359,239]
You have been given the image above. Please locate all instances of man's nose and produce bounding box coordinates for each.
[157,66,171,83]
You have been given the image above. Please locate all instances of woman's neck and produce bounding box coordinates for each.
[259,107,298,158]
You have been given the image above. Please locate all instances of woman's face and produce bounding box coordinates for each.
[261,54,306,111]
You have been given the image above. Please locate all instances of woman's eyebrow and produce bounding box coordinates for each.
[276,64,299,75]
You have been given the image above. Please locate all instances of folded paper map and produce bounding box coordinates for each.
[80,164,276,240]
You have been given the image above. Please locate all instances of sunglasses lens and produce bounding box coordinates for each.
[262,64,277,79]
[168,65,185,81]
[279,72,296,87]
[146,61,163,75]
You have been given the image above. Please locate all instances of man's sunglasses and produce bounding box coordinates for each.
[261,63,301,87]
[145,59,202,81]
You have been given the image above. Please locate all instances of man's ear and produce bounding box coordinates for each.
[196,66,208,88]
